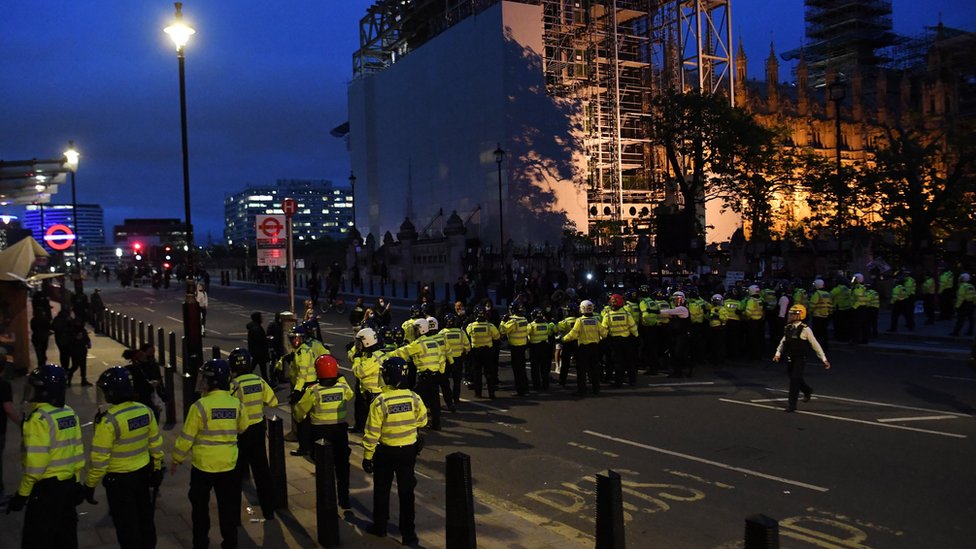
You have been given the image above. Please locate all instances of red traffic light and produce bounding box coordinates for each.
[133,242,143,251]
[163,262,171,269]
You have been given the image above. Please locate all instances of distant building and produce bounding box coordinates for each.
[223,179,353,246]
[112,218,186,246]
[22,203,105,254]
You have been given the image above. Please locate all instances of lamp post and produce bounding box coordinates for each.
[493,143,505,260]
[64,141,80,267]
[348,171,357,232]
[165,2,203,392]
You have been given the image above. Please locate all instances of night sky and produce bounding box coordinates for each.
[2,1,970,243]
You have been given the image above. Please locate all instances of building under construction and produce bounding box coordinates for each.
[348,0,734,246]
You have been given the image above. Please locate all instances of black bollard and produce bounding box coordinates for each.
[267,415,289,510]
[314,439,340,547]
[139,321,146,348]
[148,324,155,350]
[744,514,779,549]
[109,311,116,340]
[446,452,477,549]
[181,337,194,420]
[157,328,165,364]
[130,318,137,348]
[165,331,177,426]
[595,470,625,549]
[122,315,129,348]
[212,345,221,360]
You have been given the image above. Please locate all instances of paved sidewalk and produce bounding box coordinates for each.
[0,328,589,548]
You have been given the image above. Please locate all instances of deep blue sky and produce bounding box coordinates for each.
[2,1,970,243]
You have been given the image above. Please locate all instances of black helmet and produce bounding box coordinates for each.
[228,348,253,375]
[638,284,651,297]
[96,366,135,405]
[473,305,487,321]
[376,325,393,345]
[27,364,68,407]
[624,290,639,303]
[201,359,231,391]
[510,303,526,316]
[409,305,423,319]
[531,308,546,322]
[380,357,410,389]
[443,312,459,328]
[388,325,405,346]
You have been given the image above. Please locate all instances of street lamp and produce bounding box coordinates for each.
[64,141,80,267]
[494,143,505,260]
[165,2,202,401]
[348,171,357,232]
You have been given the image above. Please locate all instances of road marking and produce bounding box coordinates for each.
[583,430,829,493]
[227,332,248,336]
[166,316,181,323]
[457,398,509,413]
[649,381,716,388]
[933,374,976,382]
[765,388,973,417]
[567,441,619,458]
[143,307,156,312]
[720,399,967,439]
[205,328,222,335]
[876,414,958,423]
[751,398,789,403]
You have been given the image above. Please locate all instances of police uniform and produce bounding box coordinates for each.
[809,288,833,351]
[294,376,354,508]
[395,334,448,429]
[501,314,531,395]
[288,339,329,453]
[18,401,85,549]
[87,400,163,549]
[526,319,556,390]
[563,315,607,395]
[556,313,579,385]
[442,326,471,402]
[466,319,501,398]
[774,321,828,412]
[173,390,248,549]
[743,294,766,360]
[363,388,428,542]
[230,371,278,519]
[352,349,387,432]
[601,307,638,385]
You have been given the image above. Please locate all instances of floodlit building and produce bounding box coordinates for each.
[22,203,105,254]
[223,179,353,246]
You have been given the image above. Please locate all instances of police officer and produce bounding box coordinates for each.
[351,327,387,433]
[395,318,447,430]
[441,313,471,403]
[831,277,853,342]
[809,278,833,352]
[294,354,354,509]
[563,300,607,396]
[774,305,830,412]
[707,294,728,364]
[501,303,531,396]
[171,359,248,549]
[661,291,692,378]
[951,273,975,337]
[228,348,277,520]
[362,357,428,545]
[86,366,164,549]
[889,278,914,333]
[426,316,457,412]
[743,285,766,360]
[556,301,579,386]
[283,323,330,455]
[527,308,556,390]
[6,364,85,549]
[466,306,501,398]
[602,294,638,386]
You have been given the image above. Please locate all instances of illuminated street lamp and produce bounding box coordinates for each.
[494,143,505,260]
[348,171,357,231]
[64,141,80,264]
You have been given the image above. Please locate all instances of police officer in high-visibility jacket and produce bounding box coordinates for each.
[743,285,766,360]
[602,294,638,386]
[294,354,354,508]
[351,327,387,434]
[362,357,428,545]
[501,303,531,396]
[171,359,248,549]
[283,323,330,455]
[465,306,501,399]
[556,302,579,387]
[526,308,556,391]
[394,318,447,430]
[6,364,85,549]
[85,366,164,549]
[228,348,277,520]
[563,300,608,396]
[441,313,471,404]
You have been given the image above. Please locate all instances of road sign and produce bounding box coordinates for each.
[44,224,76,251]
[282,197,297,217]
[255,215,287,267]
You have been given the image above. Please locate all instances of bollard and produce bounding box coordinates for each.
[181,337,194,420]
[314,439,340,547]
[267,416,289,510]
[130,318,137,348]
[595,470,625,549]
[122,315,129,348]
[446,452,477,549]
[139,321,146,348]
[157,328,165,364]
[148,324,155,350]
[212,345,221,360]
[109,311,116,340]
[744,514,779,549]
[165,331,177,426]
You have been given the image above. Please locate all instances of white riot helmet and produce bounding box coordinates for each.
[711,294,724,304]
[579,300,595,315]
[672,291,686,305]
[852,273,864,284]
[961,273,971,283]
[426,316,439,332]
[356,327,379,349]
[413,318,430,336]
[748,284,761,296]
[813,278,825,289]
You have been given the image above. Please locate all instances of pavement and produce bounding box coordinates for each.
[0,299,587,549]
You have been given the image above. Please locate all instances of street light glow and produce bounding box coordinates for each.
[164,3,195,50]
[64,142,80,169]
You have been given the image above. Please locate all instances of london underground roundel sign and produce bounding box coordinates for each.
[45,224,76,251]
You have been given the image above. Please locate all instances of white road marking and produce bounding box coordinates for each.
[751,398,790,403]
[719,398,967,439]
[876,415,959,423]
[227,332,248,336]
[765,387,973,418]
[166,316,182,323]
[144,307,156,312]
[933,375,976,382]
[649,381,716,388]
[457,398,509,413]
[583,430,829,493]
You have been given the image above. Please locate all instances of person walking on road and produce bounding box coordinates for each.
[68,316,92,387]
[30,310,51,369]
[52,308,74,377]
[773,305,830,413]
[228,348,278,521]
[196,283,209,337]
[246,312,271,382]
[362,357,428,546]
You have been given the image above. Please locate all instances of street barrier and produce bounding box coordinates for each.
[596,469,625,549]
[744,514,779,549]
[157,328,165,364]
[130,318,136,348]
[445,452,477,549]
[267,415,289,510]
[314,439,340,547]
[122,315,129,348]
[147,324,155,350]
[165,331,177,426]
[109,311,116,340]
[138,320,145,348]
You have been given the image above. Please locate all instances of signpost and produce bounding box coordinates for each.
[282,198,297,313]
[255,215,286,267]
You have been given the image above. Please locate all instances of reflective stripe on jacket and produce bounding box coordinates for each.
[87,401,163,487]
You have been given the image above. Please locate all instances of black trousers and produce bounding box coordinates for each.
[415,371,441,429]
[32,337,48,369]
[23,478,78,549]
[528,342,551,390]
[939,289,955,320]
[607,336,635,385]
[707,325,726,364]
[310,423,351,507]
[70,348,88,382]
[952,302,975,336]
[438,368,456,408]
[637,326,656,371]
[189,467,241,549]
[811,317,830,352]
[745,319,764,360]
[786,358,812,410]
[724,321,743,359]
[923,294,936,324]
[56,343,72,373]
[372,444,417,539]
[469,347,497,397]
[890,301,915,331]
[353,385,377,432]
[236,421,274,518]
[447,359,464,403]
[509,344,529,395]
[559,341,577,385]
[670,332,691,377]
[104,465,156,549]
[576,343,601,395]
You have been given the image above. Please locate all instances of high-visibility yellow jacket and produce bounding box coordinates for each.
[810,289,833,318]
[231,373,278,428]
[602,308,637,337]
[743,296,765,320]
[831,285,852,311]
[639,298,660,327]
[19,403,85,496]
[922,277,936,295]
[395,334,448,373]
[939,270,955,293]
[904,276,916,296]
[688,298,708,324]
[625,302,641,327]
[557,315,579,336]
[708,304,730,327]
[402,318,419,342]
[956,282,976,307]
[501,315,529,346]
[466,321,500,348]
[563,315,607,345]
[353,350,387,394]
[723,298,742,322]
[362,388,428,460]
[87,401,163,487]
[655,300,671,325]
[442,327,471,359]
[291,340,329,390]
[527,321,556,344]
[793,289,809,308]
[891,285,910,304]
[852,284,869,308]
[294,377,354,426]
[173,390,247,473]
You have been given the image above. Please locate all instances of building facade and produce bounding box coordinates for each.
[22,203,105,254]
[223,179,353,246]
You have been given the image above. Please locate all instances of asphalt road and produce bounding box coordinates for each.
[96,282,976,549]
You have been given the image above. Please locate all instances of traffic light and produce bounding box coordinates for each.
[133,241,143,261]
